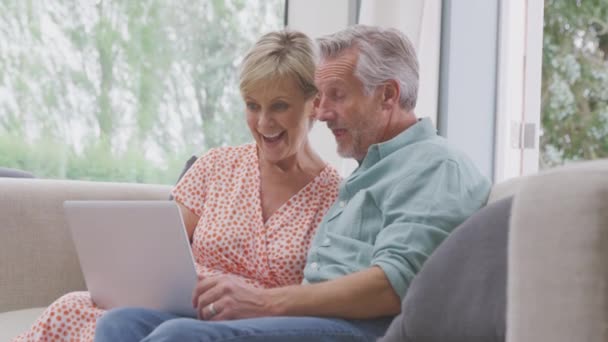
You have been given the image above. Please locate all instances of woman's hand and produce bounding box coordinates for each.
[191,274,274,321]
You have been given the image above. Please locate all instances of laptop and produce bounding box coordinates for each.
[63,200,198,317]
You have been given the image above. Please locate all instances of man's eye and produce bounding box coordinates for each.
[329,89,345,100]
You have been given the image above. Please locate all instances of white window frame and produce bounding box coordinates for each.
[494,0,544,182]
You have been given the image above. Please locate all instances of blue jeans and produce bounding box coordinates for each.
[94,307,392,342]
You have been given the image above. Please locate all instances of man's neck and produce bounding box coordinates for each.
[379,109,418,144]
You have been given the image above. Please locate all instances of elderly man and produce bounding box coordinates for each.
[95,25,491,342]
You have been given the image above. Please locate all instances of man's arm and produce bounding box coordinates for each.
[267,266,400,319]
[193,266,400,321]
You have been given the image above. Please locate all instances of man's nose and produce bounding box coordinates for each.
[313,96,335,122]
[314,108,335,122]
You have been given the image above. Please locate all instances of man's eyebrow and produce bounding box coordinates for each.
[318,78,348,88]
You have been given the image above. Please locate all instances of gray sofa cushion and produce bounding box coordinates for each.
[380,197,512,342]
[0,167,34,178]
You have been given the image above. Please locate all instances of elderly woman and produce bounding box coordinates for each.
[13,29,340,342]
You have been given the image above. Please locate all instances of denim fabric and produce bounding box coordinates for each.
[94,307,393,342]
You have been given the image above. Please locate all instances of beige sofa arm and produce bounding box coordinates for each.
[0,178,171,313]
[507,160,608,342]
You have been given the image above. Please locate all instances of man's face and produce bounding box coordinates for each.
[314,50,385,161]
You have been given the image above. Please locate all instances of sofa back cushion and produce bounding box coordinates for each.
[0,167,34,178]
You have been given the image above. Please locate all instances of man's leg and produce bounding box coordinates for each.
[142,316,393,342]
[94,307,181,342]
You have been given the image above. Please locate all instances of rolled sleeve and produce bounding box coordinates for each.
[371,160,467,300]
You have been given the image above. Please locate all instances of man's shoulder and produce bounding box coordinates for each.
[391,135,459,166]
[387,136,487,181]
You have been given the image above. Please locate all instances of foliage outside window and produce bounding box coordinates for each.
[0,0,285,184]
[541,0,608,168]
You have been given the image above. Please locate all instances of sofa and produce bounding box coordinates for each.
[0,178,171,341]
[1,160,607,341]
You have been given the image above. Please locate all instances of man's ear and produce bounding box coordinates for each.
[381,80,400,110]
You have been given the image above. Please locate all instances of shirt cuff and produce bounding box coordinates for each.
[372,260,416,302]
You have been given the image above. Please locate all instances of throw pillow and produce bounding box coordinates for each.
[379,197,512,342]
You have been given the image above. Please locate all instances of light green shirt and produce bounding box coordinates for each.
[303,118,491,300]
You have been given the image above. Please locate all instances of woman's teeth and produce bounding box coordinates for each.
[262,131,284,143]
[263,132,282,139]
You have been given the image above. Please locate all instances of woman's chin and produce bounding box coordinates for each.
[259,144,296,165]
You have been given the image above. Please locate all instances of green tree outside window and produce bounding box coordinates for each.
[0,0,285,184]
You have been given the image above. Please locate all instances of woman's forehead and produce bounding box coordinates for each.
[245,76,301,99]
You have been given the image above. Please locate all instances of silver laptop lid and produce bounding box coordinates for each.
[64,200,197,317]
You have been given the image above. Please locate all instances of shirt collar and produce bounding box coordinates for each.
[358,117,437,171]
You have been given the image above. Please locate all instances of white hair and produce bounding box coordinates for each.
[316,25,419,111]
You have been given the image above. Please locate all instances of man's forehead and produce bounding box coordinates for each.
[315,53,358,83]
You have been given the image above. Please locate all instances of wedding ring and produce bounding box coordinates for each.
[208,302,217,317]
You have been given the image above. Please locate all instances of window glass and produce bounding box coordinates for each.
[0,0,285,183]
[541,1,608,168]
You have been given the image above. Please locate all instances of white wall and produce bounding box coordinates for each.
[359,0,442,125]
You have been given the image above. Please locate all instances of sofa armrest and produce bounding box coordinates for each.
[507,160,608,341]
[0,178,171,313]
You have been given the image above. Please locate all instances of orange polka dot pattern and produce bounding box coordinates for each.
[13,143,340,342]
[174,144,340,288]
[12,292,102,342]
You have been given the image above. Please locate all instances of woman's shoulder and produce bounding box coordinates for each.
[203,142,254,157]
[198,142,255,163]
[196,143,257,174]
[316,164,342,191]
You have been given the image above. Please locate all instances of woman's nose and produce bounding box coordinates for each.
[257,111,274,127]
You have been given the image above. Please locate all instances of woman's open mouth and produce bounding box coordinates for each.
[262,131,285,144]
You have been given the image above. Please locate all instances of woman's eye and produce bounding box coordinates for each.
[246,103,259,111]
[272,102,289,111]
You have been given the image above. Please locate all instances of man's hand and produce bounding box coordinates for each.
[191,274,273,321]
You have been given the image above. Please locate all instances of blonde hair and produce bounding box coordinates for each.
[239,29,317,100]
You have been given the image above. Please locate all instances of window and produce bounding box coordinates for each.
[540,1,608,168]
[0,0,285,184]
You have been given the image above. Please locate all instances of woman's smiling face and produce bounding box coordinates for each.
[244,76,314,164]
